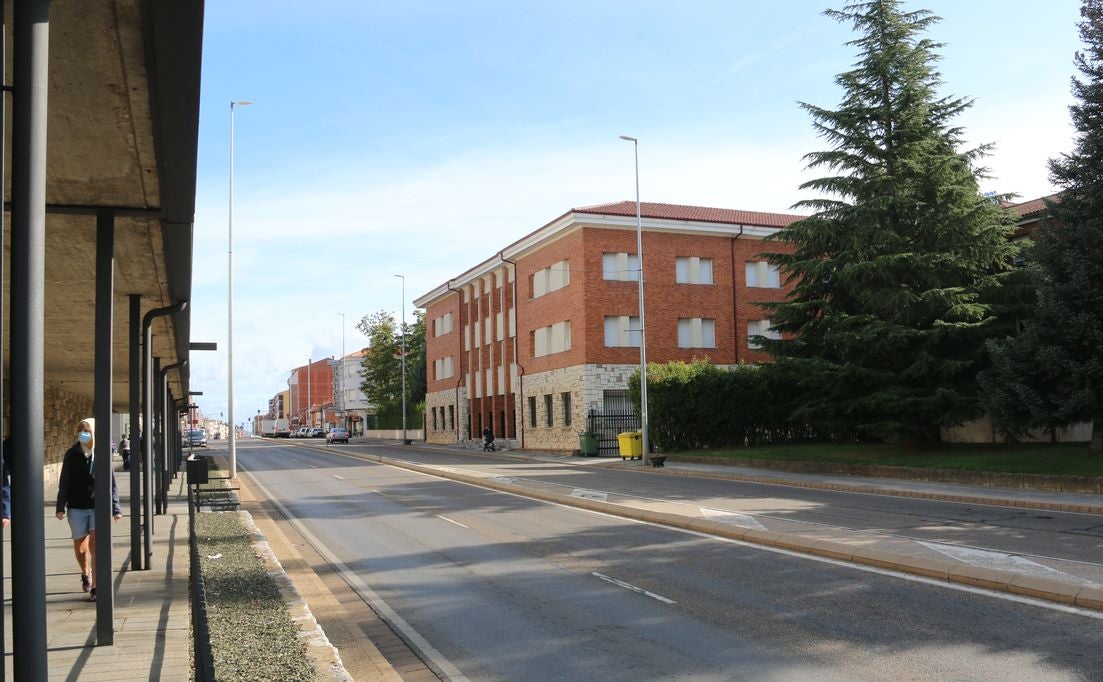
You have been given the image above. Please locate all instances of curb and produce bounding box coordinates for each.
[609,461,1103,515]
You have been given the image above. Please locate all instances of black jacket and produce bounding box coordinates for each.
[55,443,121,515]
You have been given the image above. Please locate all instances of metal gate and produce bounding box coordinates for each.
[586,409,639,456]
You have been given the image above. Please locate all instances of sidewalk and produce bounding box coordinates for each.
[3,464,191,681]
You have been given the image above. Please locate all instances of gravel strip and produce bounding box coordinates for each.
[196,511,315,681]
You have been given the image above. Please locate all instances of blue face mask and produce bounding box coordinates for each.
[78,432,93,445]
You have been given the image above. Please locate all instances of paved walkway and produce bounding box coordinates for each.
[3,464,191,681]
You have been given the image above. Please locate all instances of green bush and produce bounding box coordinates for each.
[630,359,824,451]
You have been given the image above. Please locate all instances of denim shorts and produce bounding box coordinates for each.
[66,508,95,539]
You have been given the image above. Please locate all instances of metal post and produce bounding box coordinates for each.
[620,135,649,465]
[159,362,185,514]
[129,295,142,570]
[142,301,185,564]
[228,99,252,480]
[11,1,52,677]
[93,210,116,644]
[154,356,162,515]
[0,2,8,675]
[396,275,407,444]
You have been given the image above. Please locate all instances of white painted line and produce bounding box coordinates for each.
[918,541,1103,587]
[241,469,469,681]
[333,474,345,480]
[592,572,676,605]
[310,465,318,469]
[437,515,470,529]
[700,507,768,530]
[571,489,609,502]
[493,476,516,484]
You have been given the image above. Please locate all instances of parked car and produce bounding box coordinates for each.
[296,427,310,438]
[326,427,349,444]
[186,429,207,448]
[308,427,325,438]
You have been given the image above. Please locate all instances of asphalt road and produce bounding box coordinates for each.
[236,439,1103,680]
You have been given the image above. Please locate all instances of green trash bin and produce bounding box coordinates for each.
[578,432,599,456]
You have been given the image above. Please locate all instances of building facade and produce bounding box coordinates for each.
[414,201,801,451]
[331,350,375,434]
[287,358,336,429]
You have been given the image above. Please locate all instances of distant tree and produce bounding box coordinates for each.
[982,0,1103,454]
[358,311,403,428]
[759,0,1015,444]
[356,309,426,429]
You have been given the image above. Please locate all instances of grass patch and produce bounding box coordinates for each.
[670,442,1103,478]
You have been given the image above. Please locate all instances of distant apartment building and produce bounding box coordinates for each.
[413,201,802,452]
[288,358,335,429]
[331,350,375,434]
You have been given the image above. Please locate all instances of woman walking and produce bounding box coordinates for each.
[55,418,121,601]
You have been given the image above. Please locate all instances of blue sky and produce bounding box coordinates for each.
[188,0,1082,426]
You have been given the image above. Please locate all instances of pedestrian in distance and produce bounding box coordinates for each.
[55,418,121,602]
[482,427,495,452]
[119,433,131,472]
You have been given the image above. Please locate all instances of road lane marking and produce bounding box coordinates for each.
[241,468,470,681]
[310,465,318,469]
[592,572,676,604]
[437,515,470,529]
[571,489,608,502]
[918,541,1103,587]
[700,507,768,531]
[333,474,345,480]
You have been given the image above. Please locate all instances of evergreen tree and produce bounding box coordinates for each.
[760,0,1014,444]
[983,0,1103,454]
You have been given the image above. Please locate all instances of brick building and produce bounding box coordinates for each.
[288,358,336,429]
[414,201,802,452]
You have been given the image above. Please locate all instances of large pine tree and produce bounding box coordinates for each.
[982,0,1103,454]
[759,0,1014,444]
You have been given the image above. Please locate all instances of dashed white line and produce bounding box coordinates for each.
[592,572,676,604]
[333,474,345,480]
[437,515,470,528]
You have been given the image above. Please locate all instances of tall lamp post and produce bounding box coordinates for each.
[337,312,345,429]
[228,99,253,479]
[619,135,649,465]
[395,274,408,445]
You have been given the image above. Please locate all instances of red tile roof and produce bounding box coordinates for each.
[1004,193,1062,219]
[572,200,804,228]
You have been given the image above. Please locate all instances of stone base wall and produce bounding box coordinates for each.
[518,365,586,451]
[424,387,468,445]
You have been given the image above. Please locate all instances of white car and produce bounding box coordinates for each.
[297,427,310,438]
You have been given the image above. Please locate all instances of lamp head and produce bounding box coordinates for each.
[231,100,254,108]
[619,135,636,142]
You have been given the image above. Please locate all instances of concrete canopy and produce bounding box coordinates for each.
[4,0,205,412]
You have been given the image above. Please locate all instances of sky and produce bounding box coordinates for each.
[188,0,1083,426]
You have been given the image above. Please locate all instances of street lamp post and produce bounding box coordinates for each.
[338,312,345,428]
[619,135,649,465]
[228,99,253,479]
[395,275,408,445]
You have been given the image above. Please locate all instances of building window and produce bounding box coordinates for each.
[433,356,454,380]
[675,257,713,284]
[562,392,572,426]
[603,389,631,413]
[448,405,455,430]
[602,252,640,281]
[528,396,537,427]
[677,318,716,348]
[745,261,781,288]
[433,312,453,337]
[603,315,641,347]
[747,319,781,349]
[544,394,553,427]
[531,260,570,299]
[534,320,572,357]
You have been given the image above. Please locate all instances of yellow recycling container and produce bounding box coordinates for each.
[617,431,642,460]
